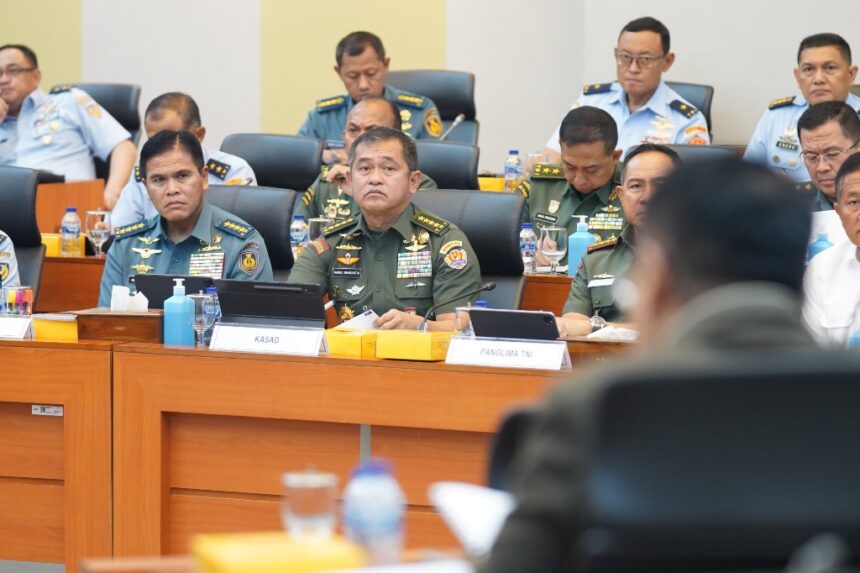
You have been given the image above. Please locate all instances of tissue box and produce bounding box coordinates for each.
[192,531,364,573]
[41,233,85,257]
[325,328,377,358]
[375,330,454,361]
[33,313,78,342]
[74,308,163,342]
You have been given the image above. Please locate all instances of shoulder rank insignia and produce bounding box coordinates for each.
[316,96,347,112]
[587,237,618,253]
[769,96,796,110]
[302,187,315,205]
[324,217,358,236]
[134,165,143,182]
[583,82,613,95]
[669,99,699,119]
[207,158,231,180]
[412,213,449,235]
[49,84,73,94]
[531,164,565,179]
[794,181,815,193]
[395,93,426,109]
[114,219,153,240]
[516,179,531,198]
[0,233,7,243]
[217,219,252,238]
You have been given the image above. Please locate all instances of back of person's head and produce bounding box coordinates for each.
[349,126,418,172]
[642,157,810,299]
[145,92,202,129]
[354,95,402,130]
[620,16,671,54]
[620,143,681,182]
[0,43,38,67]
[836,151,860,202]
[559,106,618,153]
[797,100,860,141]
[336,31,385,65]
[139,130,204,179]
[797,32,852,63]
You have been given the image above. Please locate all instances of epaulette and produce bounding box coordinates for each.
[412,212,449,235]
[207,158,231,180]
[794,181,816,193]
[134,165,142,182]
[301,187,315,206]
[395,93,427,109]
[669,99,698,119]
[316,96,347,113]
[587,237,618,253]
[114,219,153,240]
[531,164,565,179]
[583,82,612,95]
[49,84,73,94]
[769,96,796,110]
[324,217,358,236]
[0,232,7,243]
[517,179,531,198]
[217,218,252,239]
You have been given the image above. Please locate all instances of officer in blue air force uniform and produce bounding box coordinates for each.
[98,130,272,307]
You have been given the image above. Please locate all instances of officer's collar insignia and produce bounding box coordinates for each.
[583,82,612,95]
[669,99,698,119]
[412,213,448,235]
[137,236,160,245]
[206,158,231,180]
[769,96,796,110]
[131,263,154,274]
[134,165,143,182]
[217,219,251,238]
[395,93,426,109]
[132,247,162,259]
[324,217,358,236]
[317,96,347,112]
[346,284,365,296]
[607,189,618,202]
[531,164,565,179]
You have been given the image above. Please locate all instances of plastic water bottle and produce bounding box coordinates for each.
[202,286,221,345]
[807,231,834,262]
[462,300,488,338]
[60,207,82,257]
[343,459,406,565]
[568,215,597,276]
[290,215,309,259]
[163,278,195,346]
[504,150,522,193]
[519,223,537,273]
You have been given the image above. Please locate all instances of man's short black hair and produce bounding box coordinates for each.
[352,95,402,131]
[145,92,202,129]
[139,130,204,180]
[620,17,670,54]
[835,151,860,203]
[797,100,860,142]
[559,106,618,154]
[620,143,681,182]
[349,127,418,172]
[797,32,852,64]
[336,31,386,66]
[642,157,810,298]
[0,44,38,68]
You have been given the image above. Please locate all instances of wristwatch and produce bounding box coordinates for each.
[590,313,606,333]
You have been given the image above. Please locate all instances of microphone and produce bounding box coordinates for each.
[418,282,496,332]
[439,114,466,141]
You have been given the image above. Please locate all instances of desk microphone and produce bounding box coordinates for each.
[418,282,496,332]
[439,114,466,141]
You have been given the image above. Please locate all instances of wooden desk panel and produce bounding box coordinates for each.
[36,256,106,313]
[521,273,572,315]
[36,180,105,234]
[0,340,113,572]
[113,345,558,557]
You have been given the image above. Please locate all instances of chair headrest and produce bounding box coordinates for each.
[221,134,323,192]
[0,167,42,246]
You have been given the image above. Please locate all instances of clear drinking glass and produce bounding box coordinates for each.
[85,210,111,257]
[188,293,215,348]
[307,217,334,242]
[281,469,338,540]
[539,226,568,275]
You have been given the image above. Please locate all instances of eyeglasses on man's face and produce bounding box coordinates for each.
[614,50,665,69]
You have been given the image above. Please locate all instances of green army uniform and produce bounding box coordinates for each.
[288,203,482,322]
[517,163,625,264]
[296,167,438,222]
[98,201,274,306]
[562,223,635,322]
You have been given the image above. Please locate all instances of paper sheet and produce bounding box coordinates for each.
[428,481,516,558]
[338,309,379,330]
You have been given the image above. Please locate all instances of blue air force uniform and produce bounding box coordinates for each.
[0,231,20,288]
[110,146,257,228]
[0,87,130,180]
[297,85,443,143]
[545,80,710,156]
[98,201,273,306]
[744,92,860,183]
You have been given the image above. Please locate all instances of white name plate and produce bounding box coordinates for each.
[0,316,32,340]
[446,337,570,370]
[210,324,327,356]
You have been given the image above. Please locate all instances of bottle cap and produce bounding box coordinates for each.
[351,458,393,478]
[576,215,589,231]
[205,286,217,295]
[474,300,489,308]
[508,149,519,155]
[293,214,305,221]
[522,222,533,229]
[173,277,185,295]
[65,206,77,212]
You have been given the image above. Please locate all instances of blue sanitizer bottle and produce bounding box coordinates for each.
[163,278,195,346]
[568,216,597,276]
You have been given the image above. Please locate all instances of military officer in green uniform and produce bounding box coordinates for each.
[289,127,480,331]
[297,31,442,164]
[558,143,680,337]
[518,106,625,265]
[297,96,437,222]
[98,130,273,307]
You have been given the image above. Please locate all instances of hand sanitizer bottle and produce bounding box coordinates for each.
[568,216,597,276]
[163,278,195,346]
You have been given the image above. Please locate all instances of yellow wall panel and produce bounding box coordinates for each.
[262,0,446,135]
[0,0,81,88]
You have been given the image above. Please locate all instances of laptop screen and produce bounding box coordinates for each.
[213,280,326,328]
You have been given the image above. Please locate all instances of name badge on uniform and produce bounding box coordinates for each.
[588,274,615,288]
[189,251,226,279]
[396,251,433,279]
[333,267,361,279]
[535,212,559,225]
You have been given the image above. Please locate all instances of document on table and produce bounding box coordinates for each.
[338,309,380,330]
[428,481,516,558]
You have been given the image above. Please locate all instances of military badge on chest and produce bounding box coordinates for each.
[397,232,433,278]
[776,127,799,152]
[587,204,624,233]
[643,115,674,144]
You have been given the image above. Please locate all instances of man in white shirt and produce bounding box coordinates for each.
[803,152,860,346]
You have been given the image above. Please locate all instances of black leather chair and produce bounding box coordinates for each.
[205,185,297,281]
[415,140,479,190]
[220,133,323,192]
[666,81,715,134]
[412,190,524,309]
[663,144,735,163]
[0,167,46,301]
[571,349,860,572]
[387,70,478,145]
[487,404,539,491]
